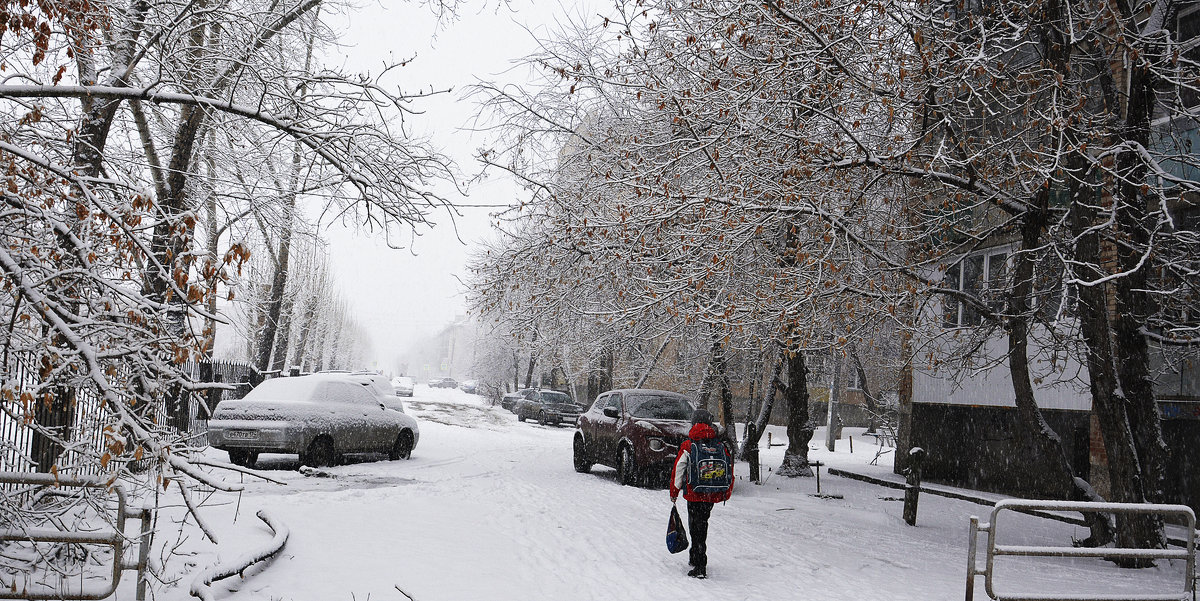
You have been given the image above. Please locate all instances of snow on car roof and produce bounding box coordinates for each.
[244,373,377,402]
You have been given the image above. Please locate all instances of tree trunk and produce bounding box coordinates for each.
[710,335,737,448]
[523,353,537,389]
[34,1,156,469]
[1070,154,1165,557]
[1008,192,1113,547]
[32,350,72,472]
[1113,45,1170,513]
[740,351,785,460]
[513,350,521,390]
[850,345,879,434]
[270,293,295,372]
[202,145,219,359]
[696,337,721,411]
[290,270,321,372]
[778,343,814,477]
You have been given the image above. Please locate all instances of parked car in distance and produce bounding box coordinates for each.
[208,373,420,469]
[428,377,458,389]
[573,389,696,487]
[392,376,415,397]
[460,379,477,394]
[515,390,584,426]
[349,373,413,413]
[501,388,537,412]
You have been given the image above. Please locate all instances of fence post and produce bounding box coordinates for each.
[136,503,154,601]
[903,446,926,526]
[965,515,979,601]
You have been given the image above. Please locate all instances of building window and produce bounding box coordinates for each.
[847,366,862,390]
[943,250,1009,327]
[1178,6,1200,111]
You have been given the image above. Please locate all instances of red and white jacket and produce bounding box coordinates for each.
[669,422,734,503]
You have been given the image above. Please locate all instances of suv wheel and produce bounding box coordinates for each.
[538,411,549,426]
[618,445,639,487]
[573,435,592,473]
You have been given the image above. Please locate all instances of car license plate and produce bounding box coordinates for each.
[227,430,258,440]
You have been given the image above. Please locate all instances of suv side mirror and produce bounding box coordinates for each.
[603,407,619,418]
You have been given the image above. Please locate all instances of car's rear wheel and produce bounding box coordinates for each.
[228,449,258,469]
[389,431,414,460]
[303,436,337,468]
[618,444,639,487]
[573,435,592,473]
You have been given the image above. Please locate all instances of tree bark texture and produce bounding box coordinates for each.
[1007,191,1113,546]
[778,344,814,477]
[1112,42,1170,512]
[1070,153,1165,556]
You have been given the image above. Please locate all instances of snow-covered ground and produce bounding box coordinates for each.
[135,387,1189,601]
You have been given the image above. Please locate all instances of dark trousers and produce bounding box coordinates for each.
[687,500,714,569]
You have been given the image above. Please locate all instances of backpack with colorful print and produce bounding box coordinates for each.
[687,438,732,496]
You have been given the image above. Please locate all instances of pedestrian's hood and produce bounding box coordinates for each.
[688,422,718,441]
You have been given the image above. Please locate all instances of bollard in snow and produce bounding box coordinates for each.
[903,447,926,526]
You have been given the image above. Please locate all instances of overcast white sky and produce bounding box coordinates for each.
[311,0,598,369]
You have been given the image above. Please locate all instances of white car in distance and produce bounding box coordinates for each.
[392,375,415,397]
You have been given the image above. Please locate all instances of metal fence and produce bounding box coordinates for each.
[0,472,154,600]
[0,354,254,475]
[966,500,1197,601]
[0,353,109,476]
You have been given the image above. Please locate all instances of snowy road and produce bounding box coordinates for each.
[157,388,1188,601]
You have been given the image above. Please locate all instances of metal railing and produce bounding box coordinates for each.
[966,500,1197,601]
[0,472,154,600]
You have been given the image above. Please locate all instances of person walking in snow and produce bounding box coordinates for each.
[669,409,734,579]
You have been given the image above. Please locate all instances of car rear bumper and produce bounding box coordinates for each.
[208,419,307,452]
[546,411,580,424]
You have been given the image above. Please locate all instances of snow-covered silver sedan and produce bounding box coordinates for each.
[208,373,420,469]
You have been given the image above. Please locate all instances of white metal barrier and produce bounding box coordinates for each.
[0,471,154,600]
[966,500,1196,601]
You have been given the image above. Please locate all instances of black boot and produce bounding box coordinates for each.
[687,567,706,579]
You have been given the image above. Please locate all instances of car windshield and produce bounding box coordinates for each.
[540,391,571,404]
[243,377,319,402]
[358,376,392,397]
[627,394,694,420]
[396,377,413,386]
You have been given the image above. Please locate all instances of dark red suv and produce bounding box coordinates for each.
[573,389,696,487]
